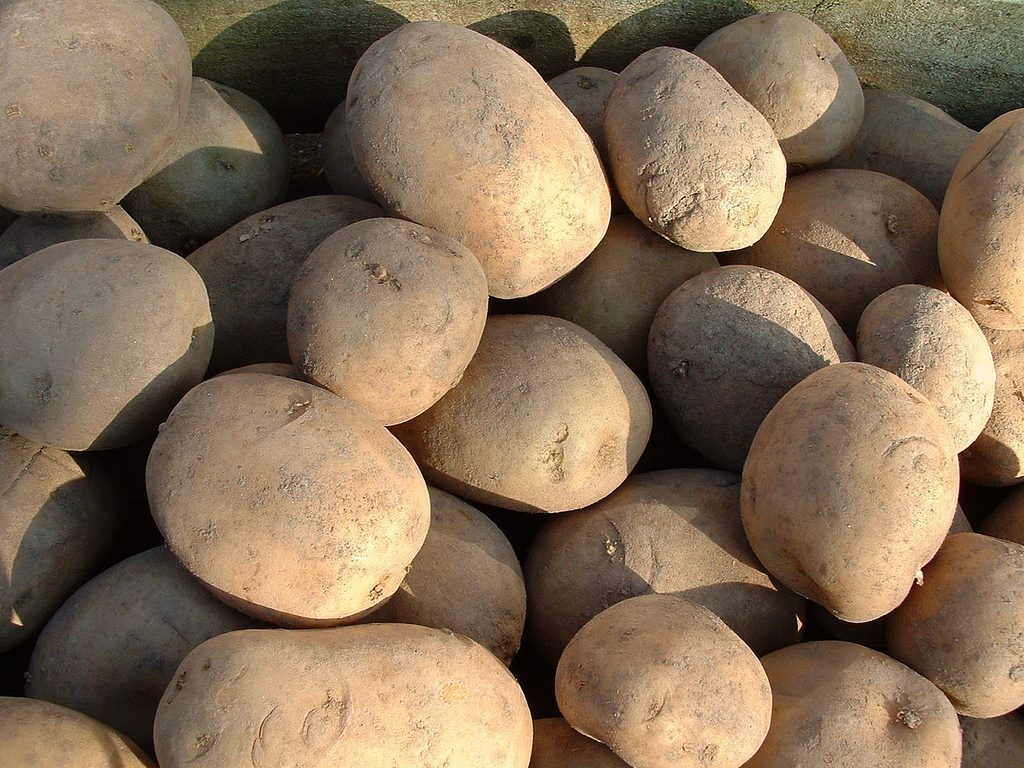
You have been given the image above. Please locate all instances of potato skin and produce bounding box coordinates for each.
[741,362,959,622]
[347,21,610,299]
[546,67,617,159]
[980,487,1024,544]
[320,101,374,200]
[153,624,533,768]
[960,714,1024,768]
[530,718,629,768]
[0,206,147,269]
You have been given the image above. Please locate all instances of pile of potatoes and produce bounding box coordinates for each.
[1,0,1023,766]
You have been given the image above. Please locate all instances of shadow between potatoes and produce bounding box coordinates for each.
[468,11,576,80]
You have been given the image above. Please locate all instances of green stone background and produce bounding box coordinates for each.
[155,1,1024,133]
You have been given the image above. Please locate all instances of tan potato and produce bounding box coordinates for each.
[530,718,629,768]
[187,195,383,373]
[153,624,533,768]
[744,641,961,768]
[648,265,855,470]
[392,314,651,513]
[980,486,1024,544]
[0,206,147,269]
[0,0,190,216]
[147,373,430,626]
[887,532,1024,718]
[213,362,302,380]
[742,362,959,622]
[546,67,617,159]
[857,284,996,452]
[347,21,610,299]
[0,239,213,450]
[693,11,864,168]
[525,469,805,666]
[1,696,154,767]
[555,594,771,768]
[604,46,785,252]
[939,109,1024,330]
[961,714,1024,768]
[287,217,489,425]
[722,169,941,334]
[320,101,374,200]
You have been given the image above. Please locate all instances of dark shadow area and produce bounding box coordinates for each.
[468,11,576,80]
[958,478,1014,527]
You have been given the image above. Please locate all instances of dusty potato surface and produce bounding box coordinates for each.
[0,206,146,269]
[530,718,629,768]
[960,713,1024,768]
[546,67,617,159]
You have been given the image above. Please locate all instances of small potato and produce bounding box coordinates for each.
[858,285,996,452]
[320,101,374,200]
[154,624,533,768]
[693,11,864,168]
[980,486,1024,544]
[960,713,1024,768]
[214,362,302,380]
[744,641,961,768]
[546,67,617,159]
[0,206,147,269]
[555,594,771,768]
[530,718,629,768]
[887,532,1024,718]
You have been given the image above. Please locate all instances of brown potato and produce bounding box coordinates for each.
[0,206,147,269]
[146,373,430,626]
[214,362,302,380]
[980,486,1024,544]
[320,101,374,200]
[546,67,617,159]
[887,532,1024,717]
[961,713,1024,768]
[530,718,629,768]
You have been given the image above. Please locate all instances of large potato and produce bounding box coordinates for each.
[530,718,629,768]
[0,239,213,450]
[153,624,533,767]
[961,714,1024,768]
[0,206,146,269]
[347,21,610,299]
[393,314,651,513]
[742,362,959,622]
[147,373,430,626]
[0,0,191,215]
[604,46,785,252]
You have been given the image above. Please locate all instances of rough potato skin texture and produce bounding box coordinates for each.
[146,373,430,626]
[26,546,260,753]
[555,594,771,768]
[858,285,996,453]
[546,67,617,159]
[939,109,1024,330]
[392,314,652,513]
[287,217,489,425]
[960,714,1024,768]
[648,265,855,471]
[530,718,629,768]
[981,487,1024,544]
[0,239,213,450]
[346,21,610,299]
[887,533,1024,718]
[744,641,961,768]
[741,362,959,623]
[321,101,374,200]
[604,46,785,252]
[0,206,147,269]
[693,11,864,168]
[525,469,804,666]
[154,624,533,768]
[1,696,155,767]
[0,0,191,215]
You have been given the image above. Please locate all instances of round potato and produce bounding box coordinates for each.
[0,239,213,450]
[693,11,864,168]
[0,0,191,215]
[392,314,652,513]
[980,486,1024,544]
[887,532,1024,718]
[320,101,374,200]
[961,714,1024,768]
[648,265,855,470]
[604,46,785,252]
[214,362,302,380]
[742,362,959,622]
[0,206,146,269]
[287,217,489,425]
[555,593,771,768]
[530,718,629,768]
[858,284,996,452]
[154,624,533,768]
[347,21,610,299]
[546,67,617,159]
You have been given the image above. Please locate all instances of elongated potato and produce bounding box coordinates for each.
[0,206,146,269]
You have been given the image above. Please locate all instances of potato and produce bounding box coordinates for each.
[0,239,213,450]
[0,0,191,215]
[693,11,864,168]
[153,624,533,768]
[146,373,430,625]
[187,195,383,373]
[214,362,301,380]
[0,206,147,269]
[980,486,1024,544]
[1,696,154,767]
[26,546,260,753]
[939,109,1024,330]
[123,77,288,255]
[887,532,1024,718]
[546,67,617,159]
[742,362,959,622]
[961,714,1024,768]
[530,718,629,768]
[0,429,118,652]
[744,641,961,768]
[858,284,996,452]
[287,217,489,425]
[366,487,525,664]
[648,265,855,470]
[347,21,610,299]
[826,88,977,208]
[392,314,651,513]
[604,46,785,252]
[320,101,374,200]
[526,469,804,665]
[555,593,771,768]
[722,169,940,334]
[526,215,717,375]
